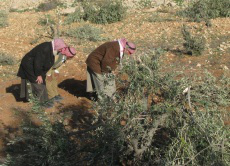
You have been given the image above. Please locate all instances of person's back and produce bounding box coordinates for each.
[86,41,120,74]
[18,42,54,83]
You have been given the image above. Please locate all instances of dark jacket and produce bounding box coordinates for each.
[17,42,55,83]
[86,41,120,74]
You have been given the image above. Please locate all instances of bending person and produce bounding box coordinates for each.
[86,38,136,99]
[17,38,69,106]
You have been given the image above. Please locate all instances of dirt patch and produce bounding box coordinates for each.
[0,6,229,163]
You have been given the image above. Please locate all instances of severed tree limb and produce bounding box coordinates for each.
[130,114,169,157]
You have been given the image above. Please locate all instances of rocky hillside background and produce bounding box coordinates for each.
[1,0,177,11]
[0,0,229,165]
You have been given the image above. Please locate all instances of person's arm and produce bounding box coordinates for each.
[34,51,44,84]
[52,54,65,76]
[54,62,65,74]
[46,69,53,82]
[46,68,52,77]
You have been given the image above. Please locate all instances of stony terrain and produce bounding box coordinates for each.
[0,0,229,163]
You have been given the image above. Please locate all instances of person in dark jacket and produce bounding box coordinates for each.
[17,38,68,105]
[86,38,136,99]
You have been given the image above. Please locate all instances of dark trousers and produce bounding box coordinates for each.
[20,79,48,103]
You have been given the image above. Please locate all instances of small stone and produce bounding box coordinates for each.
[60,7,77,15]
[223,65,229,70]
[219,48,225,51]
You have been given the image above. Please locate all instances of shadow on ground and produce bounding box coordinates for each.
[57,100,94,130]
[2,103,96,165]
[59,79,91,100]
[0,107,38,164]
[165,48,186,56]
[5,84,25,102]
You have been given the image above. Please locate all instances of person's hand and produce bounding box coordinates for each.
[36,76,43,84]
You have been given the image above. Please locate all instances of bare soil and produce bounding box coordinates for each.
[0,8,229,163]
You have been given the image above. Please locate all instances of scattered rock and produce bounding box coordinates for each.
[219,48,225,51]
[221,65,229,70]
[60,7,76,15]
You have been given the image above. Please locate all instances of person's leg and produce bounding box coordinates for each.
[86,67,95,93]
[103,73,116,97]
[91,72,104,93]
[19,79,31,102]
[86,67,116,98]
[86,67,104,100]
[52,74,59,97]
[26,79,33,101]
[92,73,116,98]
[46,72,58,99]
[19,79,26,98]
[31,83,49,103]
[31,83,54,108]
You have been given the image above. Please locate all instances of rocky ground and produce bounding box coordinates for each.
[0,1,229,163]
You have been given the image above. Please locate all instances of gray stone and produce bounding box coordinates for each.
[60,7,76,15]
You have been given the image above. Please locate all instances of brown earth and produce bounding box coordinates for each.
[0,8,229,163]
